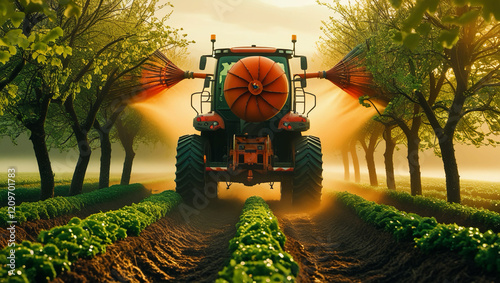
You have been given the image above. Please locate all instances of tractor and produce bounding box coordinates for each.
[136,35,374,206]
[175,35,323,206]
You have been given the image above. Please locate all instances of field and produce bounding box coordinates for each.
[1,173,499,282]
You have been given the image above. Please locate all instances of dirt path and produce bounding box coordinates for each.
[54,199,242,283]
[272,197,496,283]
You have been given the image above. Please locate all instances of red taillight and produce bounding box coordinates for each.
[287,125,292,130]
[197,117,201,122]
[210,125,214,129]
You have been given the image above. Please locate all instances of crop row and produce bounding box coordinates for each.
[0,183,146,227]
[381,177,500,201]
[349,182,500,232]
[408,189,500,214]
[217,196,298,282]
[336,192,500,274]
[385,190,500,232]
[0,190,182,282]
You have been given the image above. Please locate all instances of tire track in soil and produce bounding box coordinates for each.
[53,199,243,283]
[271,197,497,283]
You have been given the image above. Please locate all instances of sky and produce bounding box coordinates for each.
[1,0,500,183]
[163,0,333,60]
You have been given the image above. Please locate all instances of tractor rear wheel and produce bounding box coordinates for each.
[292,135,323,206]
[175,134,207,203]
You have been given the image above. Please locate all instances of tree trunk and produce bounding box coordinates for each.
[407,133,422,196]
[99,134,111,188]
[359,126,382,187]
[413,88,463,203]
[383,126,396,190]
[64,97,95,196]
[116,117,140,185]
[439,136,461,203]
[341,146,350,181]
[69,131,92,196]
[365,147,378,186]
[28,124,55,200]
[121,148,135,185]
[349,140,360,183]
[408,104,423,196]
[95,121,112,189]
[24,91,54,200]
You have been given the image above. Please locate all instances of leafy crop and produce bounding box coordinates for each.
[0,241,71,282]
[341,180,500,231]
[337,192,439,240]
[337,192,500,274]
[387,190,500,232]
[0,190,181,282]
[0,183,146,227]
[217,196,298,282]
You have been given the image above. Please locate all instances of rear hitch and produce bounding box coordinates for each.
[247,170,253,182]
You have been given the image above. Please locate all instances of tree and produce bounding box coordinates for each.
[382,123,398,190]
[389,0,500,203]
[363,21,447,197]
[319,0,500,203]
[349,138,361,183]
[113,107,160,185]
[340,135,361,183]
[44,0,190,195]
[318,0,429,192]
[92,45,190,188]
[0,0,79,199]
[357,120,384,186]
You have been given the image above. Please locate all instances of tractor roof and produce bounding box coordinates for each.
[214,45,294,59]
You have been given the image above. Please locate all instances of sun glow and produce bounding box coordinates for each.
[262,0,317,7]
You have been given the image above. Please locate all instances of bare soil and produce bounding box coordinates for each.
[271,196,497,283]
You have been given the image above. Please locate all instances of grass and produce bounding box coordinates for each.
[0,172,121,189]
[0,172,122,206]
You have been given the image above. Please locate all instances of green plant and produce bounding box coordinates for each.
[336,192,500,274]
[0,190,182,282]
[0,183,146,227]
[217,196,298,283]
[386,190,500,232]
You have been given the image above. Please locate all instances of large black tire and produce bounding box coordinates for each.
[292,135,323,206]
[175,135,207,203]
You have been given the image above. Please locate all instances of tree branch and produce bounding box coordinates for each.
[0,58,25,92]
[467,65,500,95]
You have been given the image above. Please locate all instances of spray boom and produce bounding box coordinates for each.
[133,50,211,101]
[296,44,378,99]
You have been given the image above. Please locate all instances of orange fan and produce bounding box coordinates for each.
[299,44,378,99]
[224,56,288,122]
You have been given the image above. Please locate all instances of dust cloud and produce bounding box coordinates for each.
[131,80,201,148]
